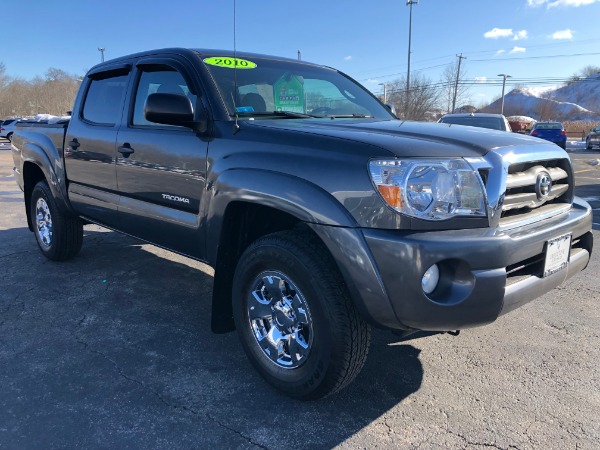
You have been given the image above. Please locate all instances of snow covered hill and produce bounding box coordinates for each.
[483,73,600,121]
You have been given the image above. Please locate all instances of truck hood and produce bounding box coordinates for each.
[246,119,546,158]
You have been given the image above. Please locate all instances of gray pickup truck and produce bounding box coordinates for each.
[12,48,593,399]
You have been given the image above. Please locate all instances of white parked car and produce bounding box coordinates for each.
[0,118,21,141]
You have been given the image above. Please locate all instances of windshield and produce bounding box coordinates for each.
[440,116,504,131]
[199,54,394,120]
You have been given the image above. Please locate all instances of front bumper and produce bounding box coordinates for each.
[312,198,592,331]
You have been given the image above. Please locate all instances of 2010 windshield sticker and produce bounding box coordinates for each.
[203,57,257,69]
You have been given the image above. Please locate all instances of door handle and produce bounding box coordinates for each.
[118,144,135,158]
[69,139,80,150]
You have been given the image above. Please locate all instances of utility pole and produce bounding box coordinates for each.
[98,47,106,63]
[297,50,301,61]
[451,53,466,113]
[497,73,512,115]
[405,0,418,119]
[379,83,388,104]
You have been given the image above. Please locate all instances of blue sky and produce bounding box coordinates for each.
[3,0,600,106]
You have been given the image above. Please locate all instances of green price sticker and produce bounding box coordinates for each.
[203,57,257,69]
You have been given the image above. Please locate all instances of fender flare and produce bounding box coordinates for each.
[205,168,358,264]
[19,139,74,228]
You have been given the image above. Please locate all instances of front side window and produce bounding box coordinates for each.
[132,68,197,127]
[200,54,393,120]
[82,74,128,125]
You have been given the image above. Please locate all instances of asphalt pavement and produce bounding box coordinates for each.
[1,138,599,449]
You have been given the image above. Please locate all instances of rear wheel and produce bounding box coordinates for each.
[7,132,13,142]
[232,230,370,400]
[30,180,83,261]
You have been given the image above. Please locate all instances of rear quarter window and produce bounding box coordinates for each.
[82,75,128,125]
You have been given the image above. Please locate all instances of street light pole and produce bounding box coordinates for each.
[98,47,106,63]
[498,73,512,115]
[406,0,418,119]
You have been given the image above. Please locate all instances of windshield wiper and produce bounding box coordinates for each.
[232,111,319,119]
[324,114,374,119]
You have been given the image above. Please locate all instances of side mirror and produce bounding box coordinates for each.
[385,103,397,116]
[145,93,194,127]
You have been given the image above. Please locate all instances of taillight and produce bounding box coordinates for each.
[561,130,567,136]
[531,130,538,135]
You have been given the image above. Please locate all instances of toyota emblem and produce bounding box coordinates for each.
[535,171,552,201]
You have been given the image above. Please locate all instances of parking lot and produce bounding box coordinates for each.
[0,138,599,449]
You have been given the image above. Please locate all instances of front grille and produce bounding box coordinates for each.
[500,159,571,223]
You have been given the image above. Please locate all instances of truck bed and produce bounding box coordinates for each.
[16,121,69,157]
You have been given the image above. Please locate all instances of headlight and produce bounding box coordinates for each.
[369,159,487,221]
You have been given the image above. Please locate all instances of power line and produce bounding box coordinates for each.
[350,37,600,82]
[356,51,600,84]
[470,51,600,63]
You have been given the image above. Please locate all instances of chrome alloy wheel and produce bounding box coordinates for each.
[35,197,53,247]
[247,273,313,369]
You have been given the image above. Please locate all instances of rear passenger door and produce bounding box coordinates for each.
[65,64,131,228]
[115,58,208,257]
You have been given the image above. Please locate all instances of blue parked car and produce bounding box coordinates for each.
[530,122,567,149]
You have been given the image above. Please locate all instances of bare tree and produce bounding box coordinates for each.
[0,62,8,88]
[439,60,470,114]
[0,66,81,118]
[580,65,600,78]
[535,99,559,121]
[387,72,439,121]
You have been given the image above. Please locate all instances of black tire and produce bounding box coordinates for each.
[7,132,13,142]
[30,180,83,261]
[232,230,371,400]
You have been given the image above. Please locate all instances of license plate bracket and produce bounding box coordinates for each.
[543,233,571,277]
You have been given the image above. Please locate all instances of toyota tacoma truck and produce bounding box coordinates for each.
[12,48,593,399]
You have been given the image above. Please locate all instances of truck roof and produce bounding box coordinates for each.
[87,47,325,72]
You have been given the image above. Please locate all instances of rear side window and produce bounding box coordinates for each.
[3,119,15,125]
[82,75,128,125]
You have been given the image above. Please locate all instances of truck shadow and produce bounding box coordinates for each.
[1,226,423,448]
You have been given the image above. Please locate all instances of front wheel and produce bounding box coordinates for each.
[232,230,370,400]
[30,180,83,261]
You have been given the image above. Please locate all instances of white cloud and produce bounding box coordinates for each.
[549,0,598,6]
[509,46,527,54]
[495,49,506,56]
[484,28,514,39]
[528,0,598,7]
[344,55,353,61]
[367,79,379,84]
[551,29,574,39]
[513,30,528,40]
[474,77,487,84]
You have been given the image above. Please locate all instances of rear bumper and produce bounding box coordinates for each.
[534,135,567,146]
[312,198,592,331]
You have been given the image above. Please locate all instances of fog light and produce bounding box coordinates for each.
[422,264,440,295]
